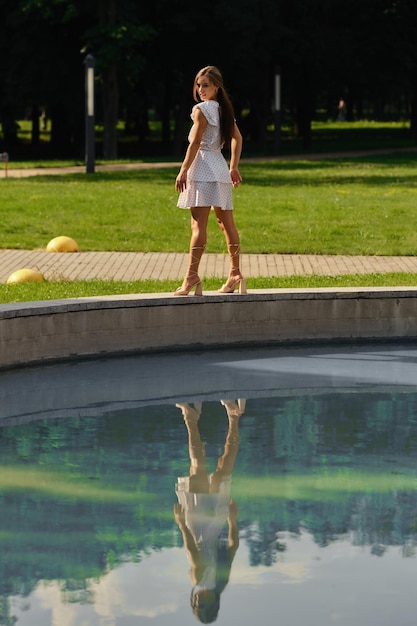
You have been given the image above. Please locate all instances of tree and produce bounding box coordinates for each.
[1,0,417,158]
[84,0,154,159]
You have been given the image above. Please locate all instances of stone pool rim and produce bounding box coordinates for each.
[1,287,417,370]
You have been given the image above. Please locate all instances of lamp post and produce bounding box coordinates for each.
[85,54,95,174]
[274,66,282,154]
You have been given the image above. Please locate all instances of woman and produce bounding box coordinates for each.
[175,66,246,296]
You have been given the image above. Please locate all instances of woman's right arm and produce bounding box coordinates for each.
[175,108,208,192]
[174,504,204,583]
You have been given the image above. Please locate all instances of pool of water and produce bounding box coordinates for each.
[1,343,417,625]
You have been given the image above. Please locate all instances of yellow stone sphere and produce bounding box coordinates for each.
[7,268,45,284]
[46,236,80,252]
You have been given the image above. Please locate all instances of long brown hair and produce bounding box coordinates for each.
[193,66,235,145]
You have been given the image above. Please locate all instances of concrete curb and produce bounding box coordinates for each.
[1,287,417,370]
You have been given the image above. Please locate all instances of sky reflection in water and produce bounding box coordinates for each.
[1,343,417,626]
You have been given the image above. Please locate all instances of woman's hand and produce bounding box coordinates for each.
[175,171,187,193]
[230,168,242,188]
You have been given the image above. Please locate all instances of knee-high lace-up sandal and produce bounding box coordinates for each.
[218,243,247,294]
[174,246,205,296]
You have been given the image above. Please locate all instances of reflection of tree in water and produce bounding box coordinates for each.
[240,392,417,563]
[1,390,417,613]
[199,475,417,570]
[242,489,417,566]
[243,522,287,567]
[0,595,17,626]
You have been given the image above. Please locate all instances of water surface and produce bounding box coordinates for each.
[1,343,417,625]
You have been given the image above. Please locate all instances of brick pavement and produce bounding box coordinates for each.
[1,248,417,283]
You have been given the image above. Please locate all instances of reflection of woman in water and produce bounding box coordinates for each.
[174,399,245,623]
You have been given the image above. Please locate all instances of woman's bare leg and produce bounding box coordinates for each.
[214,208,246,294]
[174,207,211,295]
[175,403,209,492]
[210,399,244,493]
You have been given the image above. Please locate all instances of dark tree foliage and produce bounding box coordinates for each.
[0,0,416,157]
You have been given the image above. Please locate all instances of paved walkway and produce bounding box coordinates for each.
[3,145,416,179]
[1,248,417,283]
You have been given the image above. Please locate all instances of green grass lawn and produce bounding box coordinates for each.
[1,143,417,303]
[2,152,417,255]
[1,272,417,304]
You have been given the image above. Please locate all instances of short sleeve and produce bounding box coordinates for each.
[191,101,219,126]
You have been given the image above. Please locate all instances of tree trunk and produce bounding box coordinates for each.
[244,64,269,153]
[173,102,188,157]
[161,72,172,148]
[1,108,19,148]
[410,78,417,143]
[99,0,118,160]
[50,104,72,154]
[31,105,40,146]
[102,61,118,159]
[295,63,313,150]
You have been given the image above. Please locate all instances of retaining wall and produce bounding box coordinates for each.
[1,287,417,369]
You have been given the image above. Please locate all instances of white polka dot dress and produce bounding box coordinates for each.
[177,100,234,210]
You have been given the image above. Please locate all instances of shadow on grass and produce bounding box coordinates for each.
[241,153,417,187]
